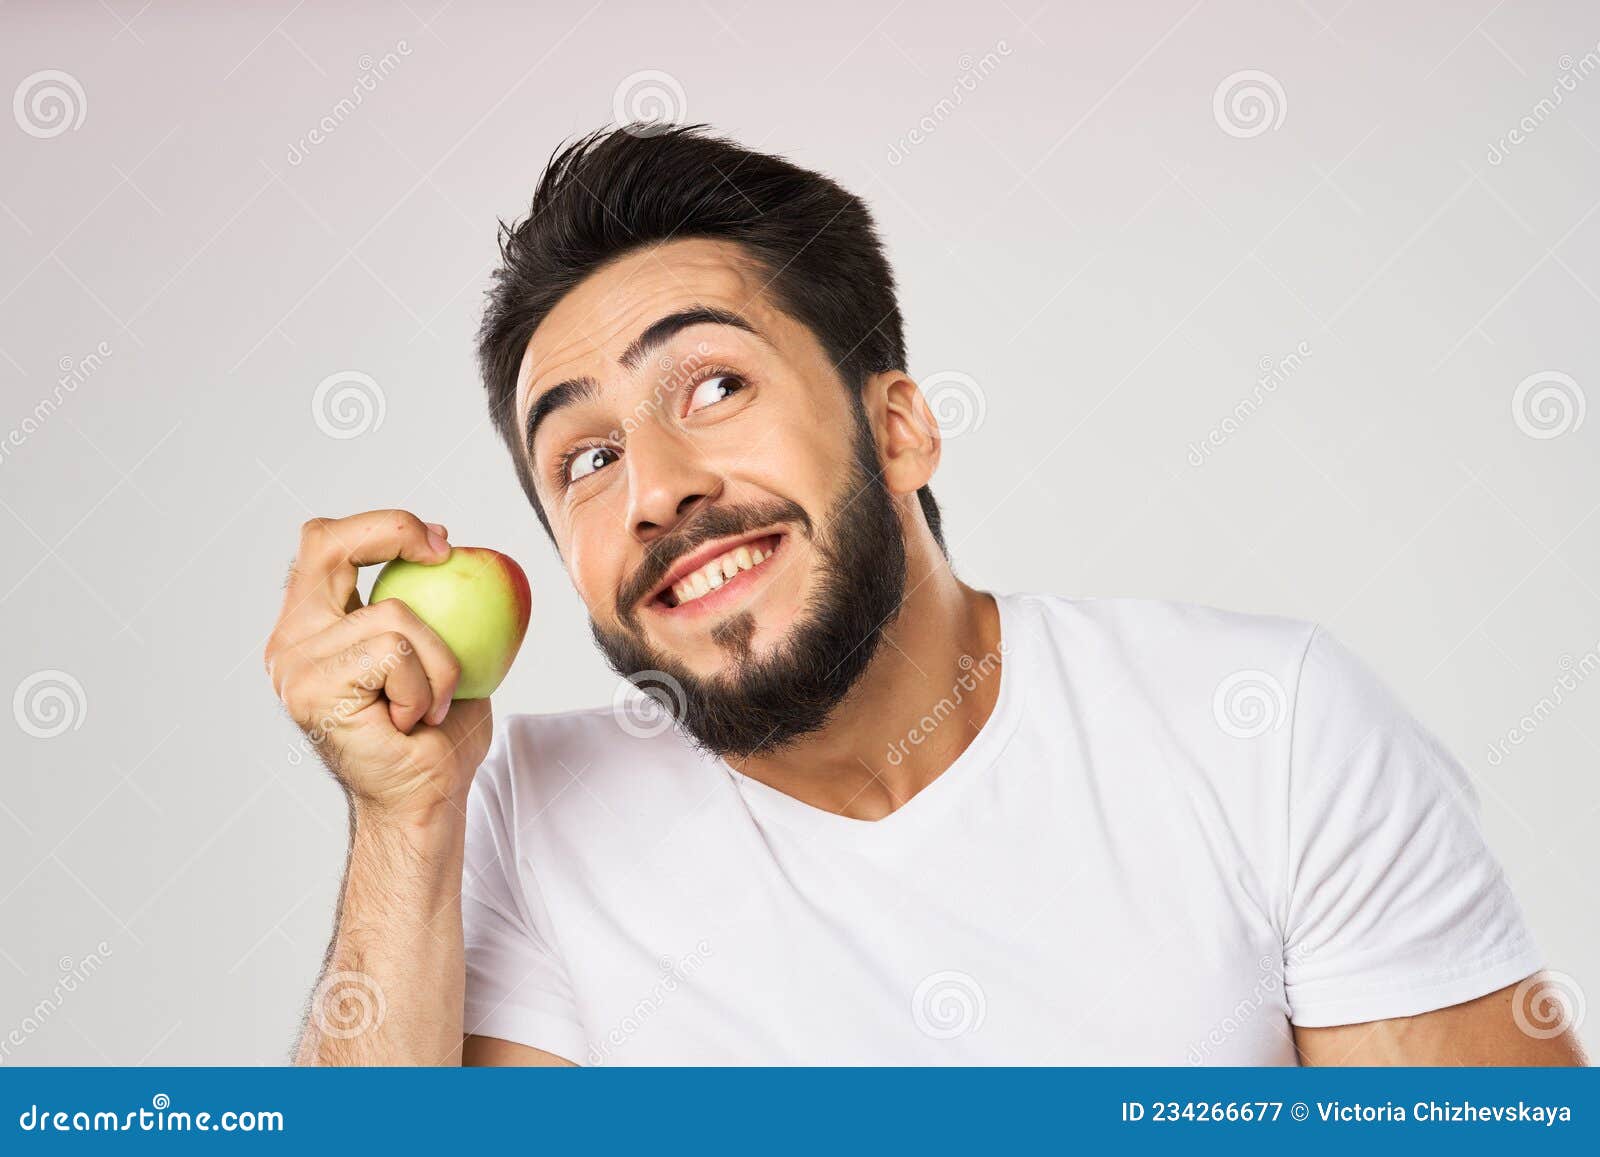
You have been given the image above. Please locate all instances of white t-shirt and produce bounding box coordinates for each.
[461,593,1542,1064]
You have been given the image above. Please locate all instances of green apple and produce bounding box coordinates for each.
[369,547,531,700]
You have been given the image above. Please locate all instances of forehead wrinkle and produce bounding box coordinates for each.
[515,241,788,458]
[518,281,682,431]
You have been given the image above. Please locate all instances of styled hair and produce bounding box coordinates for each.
[476,123,942,548]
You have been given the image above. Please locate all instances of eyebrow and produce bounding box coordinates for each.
[619,305,761,371]
[522,305,768,472]
[523,376,601,469]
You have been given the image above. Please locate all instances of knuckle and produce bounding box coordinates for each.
[343,602,377,631]
[382,508,424,536]
[439,651,462,681]
[361,601,410,642]
[368,596,408,623]
[372,598,426,640]
[264,647,291,695]
[278,675,312,723]
[264,646,294,695]
[374,631,413,664]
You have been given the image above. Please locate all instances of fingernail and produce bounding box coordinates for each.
[425,522,448,539]
[427,531,449,556]
[429,701,451,726]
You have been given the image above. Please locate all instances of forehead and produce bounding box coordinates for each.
[515,238,777,424]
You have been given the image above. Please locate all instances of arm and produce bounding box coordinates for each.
[307,802,576,1066]
[295,802,470,1065]
[1280,630,1572,1063]
[1295,976,1590,1065]
[463,1035,575,1066]
[266,510,496,1065]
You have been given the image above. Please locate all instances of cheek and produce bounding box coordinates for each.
[753,427,850,510]
[563,529,617,617]
[794,393,865,484]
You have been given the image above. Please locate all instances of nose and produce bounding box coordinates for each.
[623,426,722,544]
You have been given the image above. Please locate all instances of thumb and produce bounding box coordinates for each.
[434,696,493,748]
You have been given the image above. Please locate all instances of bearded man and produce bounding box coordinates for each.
[265,126,1583,1067]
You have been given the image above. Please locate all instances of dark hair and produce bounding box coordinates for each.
[476,123,943,550]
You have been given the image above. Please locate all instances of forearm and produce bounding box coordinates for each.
[295,800,467,1066]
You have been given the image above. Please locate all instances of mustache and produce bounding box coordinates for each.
[617,498,812,616]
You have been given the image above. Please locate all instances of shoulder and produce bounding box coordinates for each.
[1002,591,1320,688]
[999,592,1387,774]
[1008,592,1425,787]
[468,703,721,834]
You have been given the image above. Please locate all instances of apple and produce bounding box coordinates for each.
[369,547,531,700]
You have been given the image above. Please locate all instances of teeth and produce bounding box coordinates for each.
[668,539,777,607]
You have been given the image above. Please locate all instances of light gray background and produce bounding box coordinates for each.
[2,0,1597,1063]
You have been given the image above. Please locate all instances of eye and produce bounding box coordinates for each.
[687,373,746,414]
[564,444,618,485]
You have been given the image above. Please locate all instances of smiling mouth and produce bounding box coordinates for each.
[649,532,786,612]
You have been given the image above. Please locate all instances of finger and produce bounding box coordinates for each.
[314,630,435,735]
[279,510,449,637]
[435,696,492,746]
[314,598,463,726]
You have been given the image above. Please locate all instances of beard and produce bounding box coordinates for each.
[590,424,909,760]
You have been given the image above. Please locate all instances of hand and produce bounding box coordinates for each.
[264,509,494,824]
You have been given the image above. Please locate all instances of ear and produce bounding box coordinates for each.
[864,371,941,498]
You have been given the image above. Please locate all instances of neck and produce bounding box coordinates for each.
[725,539,1003,821]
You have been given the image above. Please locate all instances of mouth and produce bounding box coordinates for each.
[644,530,788,616]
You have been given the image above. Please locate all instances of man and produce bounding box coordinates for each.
[265,125,1585,1066]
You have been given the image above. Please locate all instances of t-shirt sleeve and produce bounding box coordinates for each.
[1280,627,1543,1027]
[460,747,588,1062]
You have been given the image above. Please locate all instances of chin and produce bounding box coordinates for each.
[661,605,799,679]
[593,469,908,757]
